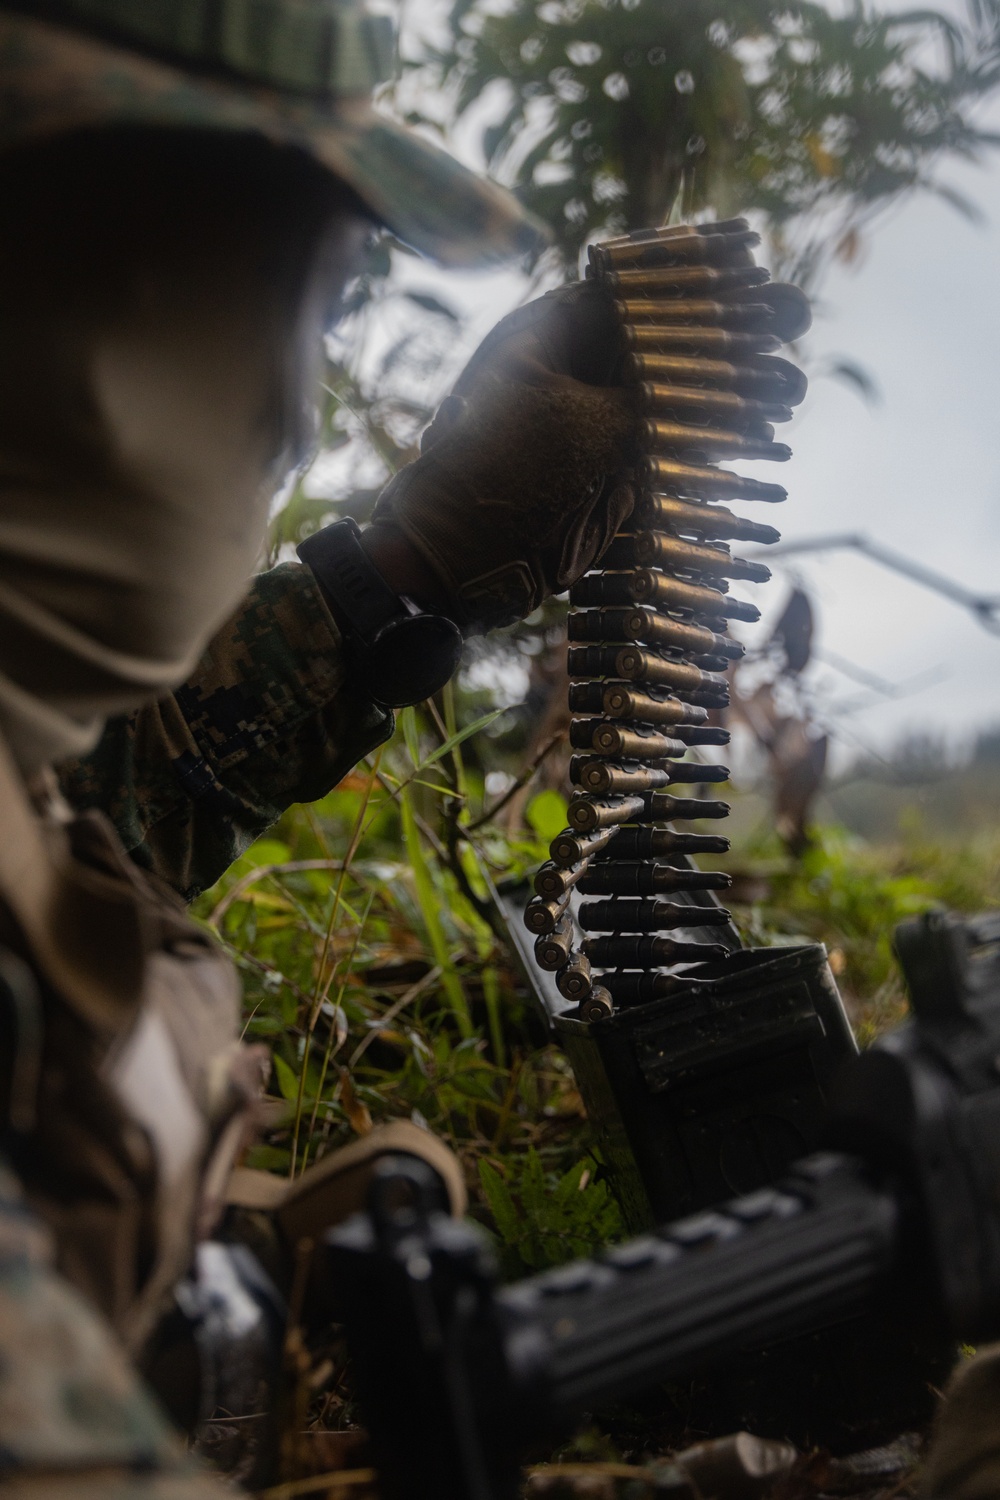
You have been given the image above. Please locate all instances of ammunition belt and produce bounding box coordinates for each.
[523,218,809,1022]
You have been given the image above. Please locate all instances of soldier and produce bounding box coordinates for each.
[0,1,642,1492]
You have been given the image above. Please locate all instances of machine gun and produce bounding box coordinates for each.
[328,909,1000,1500]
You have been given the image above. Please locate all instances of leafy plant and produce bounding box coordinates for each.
[479,1149,623,1274]
[405,0,1000,283]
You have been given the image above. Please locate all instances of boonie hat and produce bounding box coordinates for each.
[0,1,549,268]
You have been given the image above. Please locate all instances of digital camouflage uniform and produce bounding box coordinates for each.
[59,563,394,900]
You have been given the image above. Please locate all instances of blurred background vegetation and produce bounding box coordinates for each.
[208,0,1000,1458]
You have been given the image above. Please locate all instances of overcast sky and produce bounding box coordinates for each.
[760,147,1000,763]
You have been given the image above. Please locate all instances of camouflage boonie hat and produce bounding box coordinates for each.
[0,3,549,269]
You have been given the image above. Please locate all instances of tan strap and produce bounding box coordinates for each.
[0,732,148,1030]
[226,1120,467,1241]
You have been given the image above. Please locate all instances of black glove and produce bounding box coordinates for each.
[370,281,639,634]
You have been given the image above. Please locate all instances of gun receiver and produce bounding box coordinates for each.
[329,911,1000,1500]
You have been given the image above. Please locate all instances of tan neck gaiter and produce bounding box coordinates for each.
[0,126,355,777]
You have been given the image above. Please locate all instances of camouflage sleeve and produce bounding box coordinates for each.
[0,1159,227,1499]
[58,562,394,900]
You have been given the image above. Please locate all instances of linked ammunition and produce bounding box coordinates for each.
[642,419,791,464]
[568,718,686,756]
[604,265,768,297]
[568,795,647,833]
[568,681,709,727]
[628,571,761,623]
[613,298,777,329]
[597,217,751,247]
[577,863,732,896]
[591,827,730,858]
[556,952,593,1001]
[632,532,772,584]
[570,759,729,796]
[549,825,621,866]
[523,893,571,935]
[568,644,725,695]
[641,456,788,503]
[534,918,575,970]
[571,569,731,614]
[623,325,781,356]
[582,934,729,967]
[534,860,589,901]
[523,221,806,1012]
[639,382,791,428]
[568,607,744,661]
[588,227,759,271]
[586,722,688,759]
[635,494,781,547]
[578,898,733,932]
[579,985,614,1023]
[625,352,806,406]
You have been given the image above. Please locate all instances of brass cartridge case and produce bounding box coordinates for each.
[623,324,781,356]
[589,226,758,271]
[549,825,621,866]
[568,643,725,695]
[639,382,791,428]
[534,918,575,970]
[594,827,730,858]
[568,606,743,660]
[524,893,571,935]
[568,794,646,832]
[635,494,781,547]
[605,264,767,297]
[568,681,709,726]
[627,571,761,623]
[571,716,686,753]
[577,863,732,896]
[578,898,733,932]
[534,859,589,900]
[625,352,806,406]
[571,569,730,614]
[579,986,614,1023]
[642,419,791,464]
[582,934,729,967]
[641,456,788,503]
[579,721,687,759]
[633,532,772,584]
[597,217,750,249]
[570,758,728,796]
[571,759,673,796]
[614,297,777,329]
[556,952,593,1001]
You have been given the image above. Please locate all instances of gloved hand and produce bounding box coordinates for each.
[368,280,639,634]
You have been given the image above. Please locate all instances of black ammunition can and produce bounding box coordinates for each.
[554,945,856,1232]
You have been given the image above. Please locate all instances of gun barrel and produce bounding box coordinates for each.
[502,1155,897,1424]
